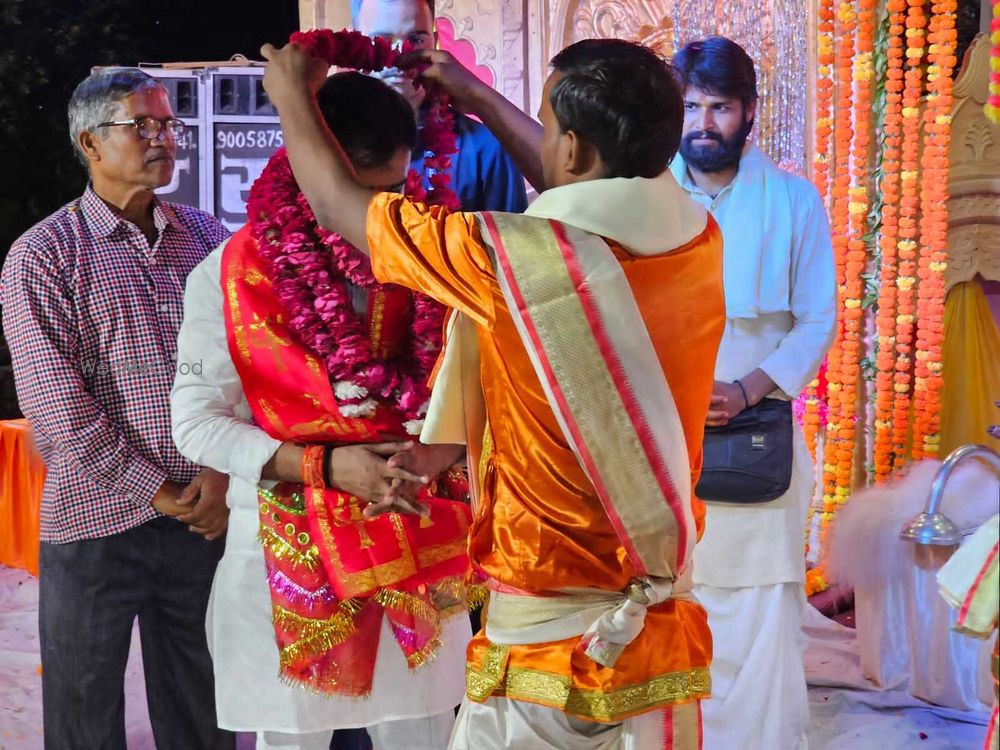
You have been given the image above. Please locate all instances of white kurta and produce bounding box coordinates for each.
[170,243,470,733]
[671,147,837,588]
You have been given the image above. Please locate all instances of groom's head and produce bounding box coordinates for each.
[539,39,684,191]
[317,72,417,191]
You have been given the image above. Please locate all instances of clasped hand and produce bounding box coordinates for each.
[328,441,465,519]
[152,468,230,540]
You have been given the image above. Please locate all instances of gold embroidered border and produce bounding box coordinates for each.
[484,212,683,578]
[417,537,468,569]
[274,599,363,668]
[259,487,306,515]
[308,485,418,594]
[669,701,702,750]
[466,643,510,700]
[478,419,493,492]
[466,643,711,722]
[369,289,387,357]
[224,247,252,363]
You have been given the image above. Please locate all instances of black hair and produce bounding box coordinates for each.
[316,72,417,169]
[672,37,758,110]
[549,39,684,178]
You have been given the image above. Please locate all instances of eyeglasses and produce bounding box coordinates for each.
[96,116,185,140]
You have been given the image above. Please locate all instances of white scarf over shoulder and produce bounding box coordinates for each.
[670,144,793,319]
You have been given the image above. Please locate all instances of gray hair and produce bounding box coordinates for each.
[67,67,164,168]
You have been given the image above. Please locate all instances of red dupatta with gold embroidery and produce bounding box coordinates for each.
[221,225,475,695]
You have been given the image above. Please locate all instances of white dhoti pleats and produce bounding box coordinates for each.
[448,695,703,750]
[694,582,809,750]
[256,709,456,750]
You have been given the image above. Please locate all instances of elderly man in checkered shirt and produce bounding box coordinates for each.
[1,68,234,749]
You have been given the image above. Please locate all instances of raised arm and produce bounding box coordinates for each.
[260,42,375,253]
[411,50,545,193]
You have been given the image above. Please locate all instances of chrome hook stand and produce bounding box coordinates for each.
[899,444,1000,547]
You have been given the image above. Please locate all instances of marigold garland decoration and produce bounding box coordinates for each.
[803,0,836,472]
[814,0,860,593]
[843,0,875,487]
[873,0,907,481]
[911,0,956,459]
[814,0,836,208]
[806,0,958,595]
[987,0,1000,124]
[890,0,928,470]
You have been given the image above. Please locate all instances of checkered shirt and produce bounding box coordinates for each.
[1,185,230,543]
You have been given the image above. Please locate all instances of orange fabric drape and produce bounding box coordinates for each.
[367,193,721,721]
[939,280,1000,455]
[0,419,45,575]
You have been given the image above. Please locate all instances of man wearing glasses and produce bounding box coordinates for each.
[1,67,233,749]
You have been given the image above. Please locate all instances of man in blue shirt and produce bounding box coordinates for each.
[353,0,528,214]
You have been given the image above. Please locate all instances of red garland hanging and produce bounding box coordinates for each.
[247,30,461,432]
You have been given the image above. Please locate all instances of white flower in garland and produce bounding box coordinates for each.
[339,399,378,419]
[334,381,369,401]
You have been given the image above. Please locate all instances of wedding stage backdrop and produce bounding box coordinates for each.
[297,0,1000,594]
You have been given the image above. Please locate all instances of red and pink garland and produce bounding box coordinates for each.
[247,30,460,433]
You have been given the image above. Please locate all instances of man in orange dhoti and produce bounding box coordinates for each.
[261,39,726,748]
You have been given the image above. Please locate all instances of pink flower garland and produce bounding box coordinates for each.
[246,30,460,432]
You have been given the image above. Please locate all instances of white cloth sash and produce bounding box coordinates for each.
[670,144,793,318]
[485,572,694,668]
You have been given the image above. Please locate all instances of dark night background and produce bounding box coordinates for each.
[0,0,985,418]
[0,0,300,416]
[0,0,300,257]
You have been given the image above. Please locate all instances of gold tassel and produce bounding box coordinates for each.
[406,635,443,669]
[464,583,490,611]
[258,525,318,571]
[273,598,362,638]
[277,600,364,669]
[280,630,351,669]
[373,588,438,623]
[277,668,339,695]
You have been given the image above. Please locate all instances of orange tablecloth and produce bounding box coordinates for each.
[0,419,45,575]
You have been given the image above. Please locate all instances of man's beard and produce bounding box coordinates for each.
[679,120,752,173]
